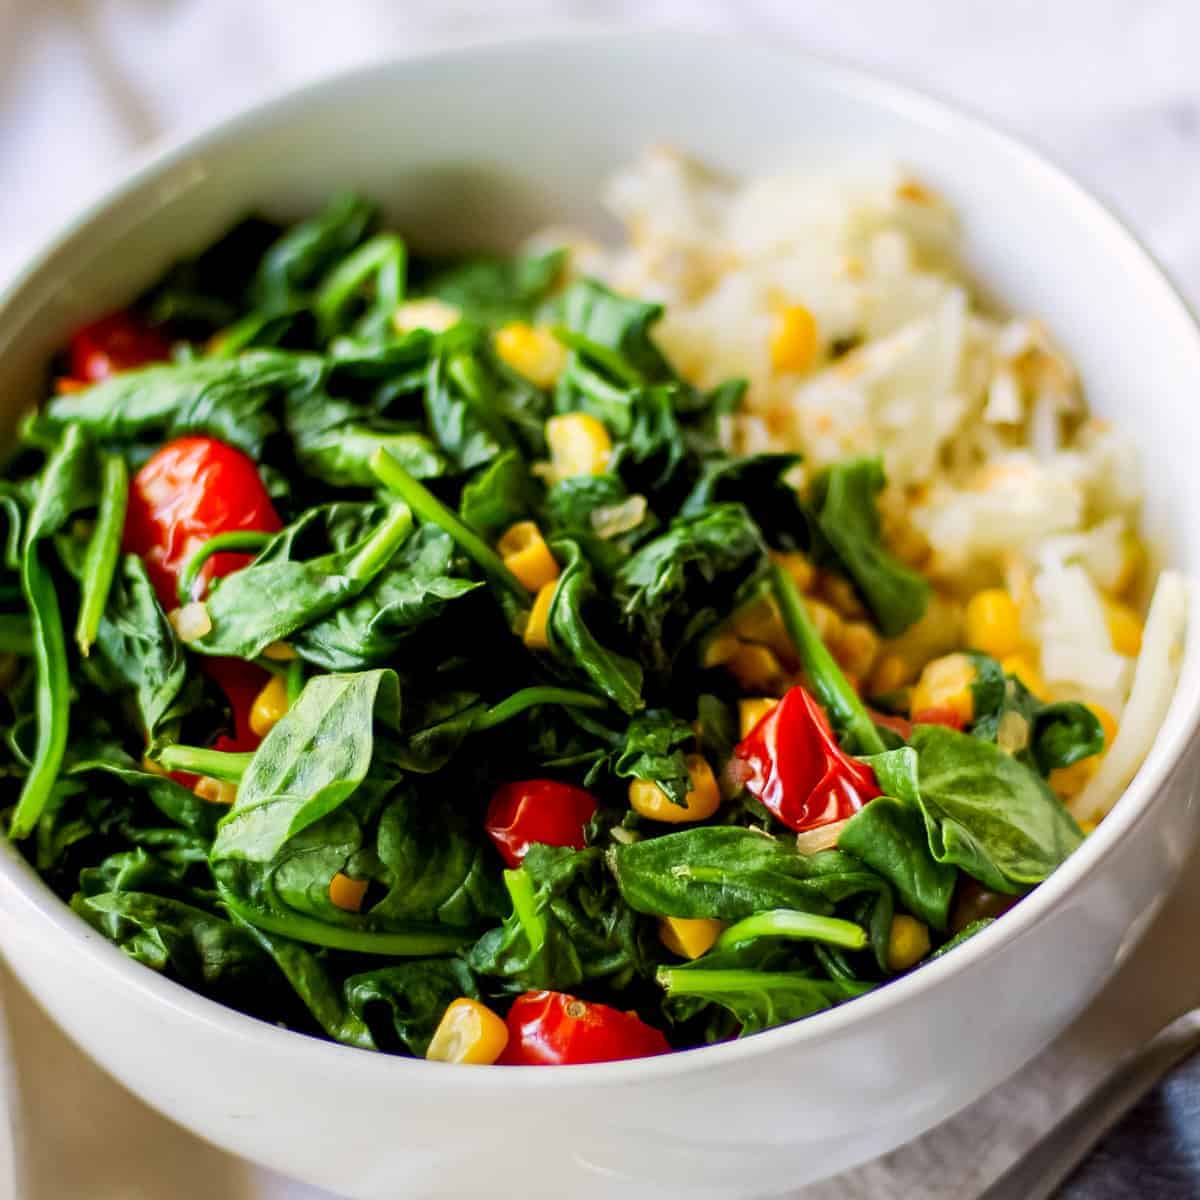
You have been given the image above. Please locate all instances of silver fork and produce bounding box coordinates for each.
[978,1007,1200,1200]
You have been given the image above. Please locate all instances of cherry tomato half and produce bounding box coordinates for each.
[733,685,881,833]
[498,991,670,1066]
[484,779,598,868]
[68,311,170,384]
[124,436,283,779]
[124,436,282,608]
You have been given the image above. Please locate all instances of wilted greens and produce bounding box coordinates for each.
[0,194,1092,1063]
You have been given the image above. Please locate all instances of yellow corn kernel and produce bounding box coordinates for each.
[249,674,290,738]
[629,754,720,824]
[1090,703,1118,748]
[195,776,237,806]
[818,573,867,621]
[329,872,369,913]
[724,643,788,694]
[836,621,880,680]
[887,915,931,971]
[497,521,560,593]
[739,698,778,738]
[392,298,461,334]
[545,413,612,480]
[1001,653,1049,702]
[701,632,740,669]
[425,998,509,1065]
[659,916,724,960]
[770,304,820,373]
[523,580,557,651]
[882,510,931,568]
[1079,819,1098,836]
[1049,758,1099,799]
[869,653,908,696]
[806,597,844,647]
[494,322,567,389]
[261,640,297,662]
[910,653,976,724]
[1104,599,1143,658]
[964,589,1023,660]
[771,550,815,593]
[729,595,794,663]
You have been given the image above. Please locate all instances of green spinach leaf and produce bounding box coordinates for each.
[867,729,1084,894]
[808,458,930,637]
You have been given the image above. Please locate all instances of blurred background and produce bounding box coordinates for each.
[2,1,1199,1197]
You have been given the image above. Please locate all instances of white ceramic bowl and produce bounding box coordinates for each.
[1,33,1199,1200]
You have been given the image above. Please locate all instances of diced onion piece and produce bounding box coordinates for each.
[169,602,212,643]
[796,818,850,855]
[591,495,648,539]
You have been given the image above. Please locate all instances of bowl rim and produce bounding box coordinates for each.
[2,28,1199,1088]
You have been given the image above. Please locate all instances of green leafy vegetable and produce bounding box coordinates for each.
[192,505,414,658]
[546,538,644,713]
[612,710,694,806]
[422,248,565,324]
[609,827,890,921]
[345,959,478,1055]
[11,426,93,837]
[838,794,957,930]
[808,458,930,637]
[467,845,648,994]
[614,504,767,676]
[867,729,1084,894]
[658,957,874,1036]
[5,191,1106,1061]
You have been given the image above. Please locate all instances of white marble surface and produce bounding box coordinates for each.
[2,2,1200,1197]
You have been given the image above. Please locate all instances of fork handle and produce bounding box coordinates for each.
[978,1009,1200,1200]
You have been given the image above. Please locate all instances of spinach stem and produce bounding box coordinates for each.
[504,867,546,957]
[10,544,69,838]
[476,686,606,730]
[155,744,254,783]
[177,530,275,604]
[370,448,527,602]
[551,325,646,387]
[285,658,305,706]
[657,967,875,1000]
[770,563,885,756]
[345,504,413,581]
[219,887,467,956]
[716,908,868,952]
[314,234,406,338]
[0,614,33,656]
[75,452,128,655]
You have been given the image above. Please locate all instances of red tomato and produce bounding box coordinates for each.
[124,436,282,608]
[123,436,282,779]
[911,706,966,731]
[498,991,670,1066]
[68,311,170,384]
[733,685,881,833]
[484,780,597,868]
[202,656,271,753]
